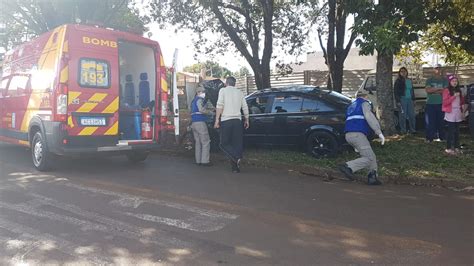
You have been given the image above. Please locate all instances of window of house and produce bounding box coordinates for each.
[79,58,110,88]
[271,95,303,113]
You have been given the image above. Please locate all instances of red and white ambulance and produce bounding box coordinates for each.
[0,24,172,170]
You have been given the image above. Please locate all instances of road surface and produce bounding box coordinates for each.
[0,143,473,265]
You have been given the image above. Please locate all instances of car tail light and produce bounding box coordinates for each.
[55,84,68,122]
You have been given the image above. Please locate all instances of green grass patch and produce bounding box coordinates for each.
[244,133,474,182]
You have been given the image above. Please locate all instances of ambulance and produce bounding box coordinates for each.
[0,24,173,170]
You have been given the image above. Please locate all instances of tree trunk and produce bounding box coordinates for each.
[376,52,396,135]
[331,62,343,93]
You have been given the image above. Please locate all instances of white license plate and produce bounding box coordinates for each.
[80,117,106,126]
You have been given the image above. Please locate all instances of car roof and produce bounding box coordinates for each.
[247,85,326,96]
[246,85,353,105]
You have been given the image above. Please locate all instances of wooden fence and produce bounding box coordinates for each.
[235,64,474,96]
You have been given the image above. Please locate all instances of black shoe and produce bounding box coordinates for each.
[367,170,382,185]
[231,161,240,173]
[200,162,213,167]
[338,164,355,181]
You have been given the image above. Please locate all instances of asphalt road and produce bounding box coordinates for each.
[0,143,473,265]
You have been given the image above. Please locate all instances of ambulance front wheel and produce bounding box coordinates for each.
[126,151,149,163]
[31,131,53,171]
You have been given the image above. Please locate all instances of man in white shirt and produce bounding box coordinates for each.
[214,77,249,173]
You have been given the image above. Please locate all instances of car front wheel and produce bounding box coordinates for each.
[306,131,338,158]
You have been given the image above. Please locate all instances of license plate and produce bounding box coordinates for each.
[80,117,106,126]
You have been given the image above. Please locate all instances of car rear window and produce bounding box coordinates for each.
[79,58,110,88]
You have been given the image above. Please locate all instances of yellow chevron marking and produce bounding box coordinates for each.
[76,93,108,113]
[68,91,82,105]
[60,65,69,83]
[161,78,168,93]
[104,121,118,135]
[19,140,29,146]
[78,127,98,136]
[67,116,74,128]
[63,40,69,53]
[102,97,118,113]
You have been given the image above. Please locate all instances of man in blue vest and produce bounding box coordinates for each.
[338,92,385,185]
[191,86,213,166]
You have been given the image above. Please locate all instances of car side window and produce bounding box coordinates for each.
[271,95,303,113]
[302,98,335,112]
[365,76,376,91]
[248,96,270,114]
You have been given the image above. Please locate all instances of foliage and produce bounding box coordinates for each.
[0,0,148,50]
[183,60,232,79]
[352,0,426,57]
[395,43,427,83]
[148,0,317,89]
[424,0,473,58]
[234,66,251,77]
[396,1,474,66]
[316,0,358,92]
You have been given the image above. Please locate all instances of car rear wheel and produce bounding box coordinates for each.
[126,151,149,163]
[31,131,53,171]
[306,131,338,158]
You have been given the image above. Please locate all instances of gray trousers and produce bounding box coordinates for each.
[345,132,377,173]
[191,121,210,164]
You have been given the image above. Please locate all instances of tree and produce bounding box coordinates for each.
[234,66,251,77]
[0,0,148,50]
[183,60,232,78]
[149,0,316,90]
[317,0,357,93]
[421,0,474,66]
[352,0,426,135]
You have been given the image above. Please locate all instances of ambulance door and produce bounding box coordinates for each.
[67,43,120,141]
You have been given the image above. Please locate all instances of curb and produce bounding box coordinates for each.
[156,146,474,194]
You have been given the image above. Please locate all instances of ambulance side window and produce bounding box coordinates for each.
[0,78,10,97]
[79,58,110,88]
[7,75,29,96]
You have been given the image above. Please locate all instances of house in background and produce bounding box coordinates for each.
[290,48,378,72]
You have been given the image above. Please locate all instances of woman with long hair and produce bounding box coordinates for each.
[394,67,416,134]
[442,75,465,155]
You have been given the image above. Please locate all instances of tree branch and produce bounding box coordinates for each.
[209,2,256,68]
[318,30,329,65]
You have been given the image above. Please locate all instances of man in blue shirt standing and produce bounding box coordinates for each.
[191,86,213,166]
[425,64,448,142]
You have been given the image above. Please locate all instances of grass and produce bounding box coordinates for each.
[176,110,474,183]
[243,133,474,183]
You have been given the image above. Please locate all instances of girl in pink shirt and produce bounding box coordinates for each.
[442,75,465,155]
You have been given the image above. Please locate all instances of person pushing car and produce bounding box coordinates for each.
[338,91,385,185]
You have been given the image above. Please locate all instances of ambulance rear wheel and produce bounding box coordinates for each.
[126,151,149,163]
[31,131,53,171]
